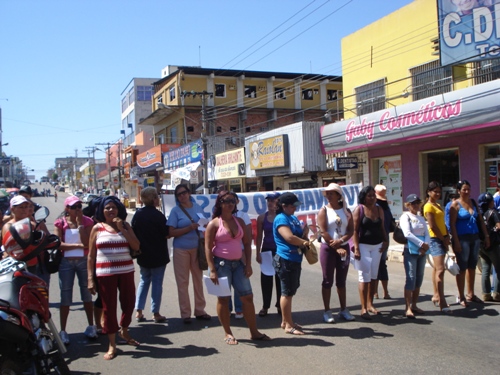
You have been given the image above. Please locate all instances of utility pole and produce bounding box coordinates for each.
[96,142,112,193]
[84,146,100,193]
[180,90,213,193]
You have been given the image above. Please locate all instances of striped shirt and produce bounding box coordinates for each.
[95,224,134,277]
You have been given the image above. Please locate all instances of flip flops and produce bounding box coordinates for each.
[258,309,268,317]
[285,327,304,335]
[224,336,238,345]
[251,334,272,341]
[103,350,117,360]
[153,315,167,323]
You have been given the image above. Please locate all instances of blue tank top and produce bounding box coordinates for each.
[262,212,276,250]
[456,202,479,236]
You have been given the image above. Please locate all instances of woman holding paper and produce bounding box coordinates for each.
[167,184,211,324]
[205,190,270,345]
[401,194,431,319]
[255,192,281,317]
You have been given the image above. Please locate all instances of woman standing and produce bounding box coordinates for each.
[87,196,140,360]
[255,192,281,317]
[352,186,388,320]
[400,194,431,319]
[273,192,309,335]
[132,187,170,323]
[449,180,490,306]
[423,181,451,312]
[477,192,500,302]
[317,183,355,323]
[167,184,211,324]
[54,196,97,345]
[206,191,270,345]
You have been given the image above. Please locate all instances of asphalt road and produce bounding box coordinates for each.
[31,183,500,375]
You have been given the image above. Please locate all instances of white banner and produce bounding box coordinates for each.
[161,183,362,235]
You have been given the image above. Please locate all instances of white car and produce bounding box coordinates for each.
[74,191,84,199]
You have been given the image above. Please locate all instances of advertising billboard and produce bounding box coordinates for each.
[438,0,500,65]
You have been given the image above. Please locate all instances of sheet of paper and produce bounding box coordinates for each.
[260,251,275,276]
[203,275,231,297]
[197,216,210,232]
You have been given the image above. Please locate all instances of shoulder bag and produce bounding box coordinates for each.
[179,205,208,271]
[393,213,409,245]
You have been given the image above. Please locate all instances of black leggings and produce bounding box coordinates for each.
[261,249,281,309]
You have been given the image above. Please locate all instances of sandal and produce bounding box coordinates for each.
[195,314,211,320]
[466,295,484,304]
[251,333,272,341]
[118,330,140,346]
[285,327,304,335]
[183,317,192,324]
[368,308,380,315]
[459,299,469,308]
[224,336,238,345]
[383,294,391,300]
[258,309,268,317]
[361,312,372,320]
[411,307,425,315]
[103,350,117,360]
[135,315,146,322]
[441,307,453,315]
[153,315,167,323]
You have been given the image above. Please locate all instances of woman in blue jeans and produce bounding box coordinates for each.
[400,194,430,319]
[449,180,490,306]
[54,195,97,345]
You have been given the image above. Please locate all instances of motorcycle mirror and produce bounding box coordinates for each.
[34,206,50,222]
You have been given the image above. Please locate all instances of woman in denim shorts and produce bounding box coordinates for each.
[273,192,309,335]
[54,196,97,345]
[449,180,490,307]
[423,181,452,313]
[205,191,270,345]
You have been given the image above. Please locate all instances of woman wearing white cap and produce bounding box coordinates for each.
[318,183,355,323]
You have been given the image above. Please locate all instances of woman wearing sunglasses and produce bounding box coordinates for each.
[54,196,97,345]
[167,184,211,324]
[205,191,270,345]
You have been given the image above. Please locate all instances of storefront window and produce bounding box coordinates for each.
[423,149,459,188]
[484,144,500,194]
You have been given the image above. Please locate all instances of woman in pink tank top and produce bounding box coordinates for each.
[205,191,271,345]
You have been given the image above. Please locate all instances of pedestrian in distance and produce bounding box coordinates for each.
[87,196,141,360]
[54,196,97,345]
[423,181,452,313]
[273,192,309,334]
[449,180,490,307]
[400,194,431,319]
[317,183,355,323]
[205,190,271,345]
[132,187,170,323]
[166,184,211,324]
[255,192,281,317]
[352,185,388,320]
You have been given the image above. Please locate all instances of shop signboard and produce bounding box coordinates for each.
[489,165,497,187]
[437,0,500,66]
[320,80,500,154]
[249,135,288,170]
[162,140,203,170]
[333,157,358,170]
[213,148,246,180]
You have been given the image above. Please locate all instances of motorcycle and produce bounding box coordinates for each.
[0,207,70,375]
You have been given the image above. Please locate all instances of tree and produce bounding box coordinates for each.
[52,172,58,181]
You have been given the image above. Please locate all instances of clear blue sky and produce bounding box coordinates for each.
[0,0,413,181]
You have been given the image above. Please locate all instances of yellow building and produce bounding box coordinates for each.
[320,0,500,216]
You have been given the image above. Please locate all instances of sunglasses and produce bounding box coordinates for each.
[176,190,189,197]
[69,204,82,210]
[221,199,236,204]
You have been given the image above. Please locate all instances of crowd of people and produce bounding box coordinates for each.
[1,179,499,360]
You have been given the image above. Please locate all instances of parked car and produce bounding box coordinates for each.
[74,191,84,198]
[82,194,98,203]
[58,186,65,192]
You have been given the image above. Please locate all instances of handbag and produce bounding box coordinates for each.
[301,241,318,265]
[179,205,208,270]
[445,254,460,276]
[393,214,409,245]
[44,247,62,274]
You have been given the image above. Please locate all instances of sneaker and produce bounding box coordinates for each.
[60,330,70,345]
[323,310,335,323]
[84,325,98,339]
[235,312,244,319]
[338,308,355,321]
[492,293,500,302]
[482,293,493,302]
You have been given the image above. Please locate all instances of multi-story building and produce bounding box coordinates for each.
[319,0,500,217]
[140,65,343,192]
[55,157,88,190]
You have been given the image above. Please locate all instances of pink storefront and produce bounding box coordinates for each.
[320,80,500,217]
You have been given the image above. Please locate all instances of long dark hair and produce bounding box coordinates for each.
[212,190,237,218]
[425,181,442,203]
[358,185,375,205]
[456,179,471,192]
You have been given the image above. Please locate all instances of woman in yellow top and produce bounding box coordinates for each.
[422,181,451,314]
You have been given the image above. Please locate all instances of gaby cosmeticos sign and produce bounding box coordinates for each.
[320,79,500,154]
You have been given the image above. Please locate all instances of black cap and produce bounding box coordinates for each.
[406,194,421,203]
[478,192,493,208]
[265,192,281,200]
[19,185,32,195]
[279,192,301,207]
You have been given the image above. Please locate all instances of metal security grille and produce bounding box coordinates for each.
[410,60,452,101]
[472,59,500,84]
[355,79,386,115]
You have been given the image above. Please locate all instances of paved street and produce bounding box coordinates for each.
[31,184,500,375]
